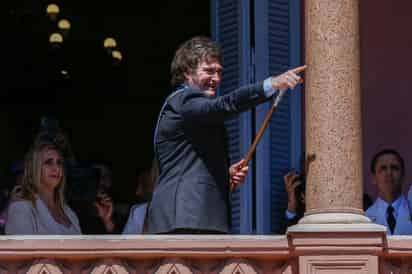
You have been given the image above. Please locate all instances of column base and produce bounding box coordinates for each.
[286,213,386,274]
[287,212,386,233]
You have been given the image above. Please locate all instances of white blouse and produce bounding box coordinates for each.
[5,198,81,235]
[122,203,148,234]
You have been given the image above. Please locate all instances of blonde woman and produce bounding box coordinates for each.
[5,139,81,235]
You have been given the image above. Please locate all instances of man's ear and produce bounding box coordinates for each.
[183,71,191,83]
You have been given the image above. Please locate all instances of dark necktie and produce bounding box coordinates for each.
[386,205,396,234]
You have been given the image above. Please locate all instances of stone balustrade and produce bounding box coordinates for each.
[0,233,411,273]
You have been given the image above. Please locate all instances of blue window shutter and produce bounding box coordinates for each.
[254,0,302,234]
[211,0,253,234]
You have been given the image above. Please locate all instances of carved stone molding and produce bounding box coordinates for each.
[89,259,133,274]
[299,255,378,274]
[154,259,194,274]
[0,235,412,274]
[380,259,412,274]
[183,259,222,274]
[0,264,10,274]
[0,260,36,274]
[26,259,65,274]
[219,260,258,274]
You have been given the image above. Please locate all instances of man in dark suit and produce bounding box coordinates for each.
[148,36,305,234]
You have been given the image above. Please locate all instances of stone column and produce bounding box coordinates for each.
[298,0,369,225]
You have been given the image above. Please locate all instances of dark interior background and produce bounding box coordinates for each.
[360,0,412,197]
[2,0,210,203]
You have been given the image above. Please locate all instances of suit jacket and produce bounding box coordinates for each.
[365,196,412,235]
[148,82,270,233]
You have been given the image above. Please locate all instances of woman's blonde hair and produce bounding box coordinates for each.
[21,141,66,209]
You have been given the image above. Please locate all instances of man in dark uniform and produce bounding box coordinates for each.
[148,36,305,234]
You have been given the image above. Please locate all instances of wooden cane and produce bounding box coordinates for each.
[230,89,287,192]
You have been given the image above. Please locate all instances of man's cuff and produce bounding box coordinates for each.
[263,77,278,97]
[285,210,297,220]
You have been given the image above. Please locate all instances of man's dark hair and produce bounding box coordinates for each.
[370,149,405,177]
[170,36,222,87]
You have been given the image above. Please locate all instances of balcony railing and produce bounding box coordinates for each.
[0,233,412,273]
